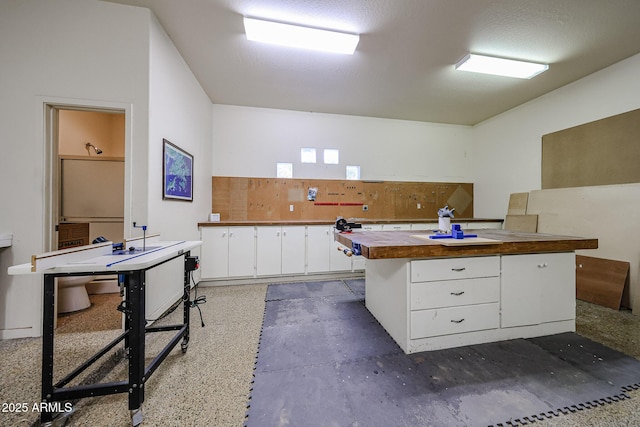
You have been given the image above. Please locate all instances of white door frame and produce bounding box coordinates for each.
[40,96,133,252]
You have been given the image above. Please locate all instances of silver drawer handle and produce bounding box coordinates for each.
[451,318,465,324]
[451,291,465,296]
[537,263,548,268]
[451,267,466,272]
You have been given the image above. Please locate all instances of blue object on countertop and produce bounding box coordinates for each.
[429,223,477,240]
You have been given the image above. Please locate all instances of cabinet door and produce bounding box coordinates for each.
[330,229,353,272]
[382,223,411,231]
[256,226,282,276]
[200,227,228,279]
[540,252,576,323]
[307,225,331,273]
[228,226,255,277]
[501,254,541,327]
[501,252,575,328]
[282,226,306,275]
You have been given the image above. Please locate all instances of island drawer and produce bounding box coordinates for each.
[410,303,500,339]
[410,256,500,283]
[410,277,500,310]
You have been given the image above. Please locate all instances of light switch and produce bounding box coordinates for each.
[290,204,294,212]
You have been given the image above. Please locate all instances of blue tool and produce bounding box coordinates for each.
[429,223,477,240]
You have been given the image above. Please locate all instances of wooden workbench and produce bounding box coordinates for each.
[334,229,598,354]
[335,228,597,259]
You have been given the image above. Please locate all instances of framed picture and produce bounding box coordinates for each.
[163,139,193,201]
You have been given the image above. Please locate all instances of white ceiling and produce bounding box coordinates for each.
[104,0,640,125]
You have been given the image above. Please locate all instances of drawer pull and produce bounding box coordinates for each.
[450,291,465,296]
[537,263,548,268]
[450,318,465,324]
[451,267,466,272]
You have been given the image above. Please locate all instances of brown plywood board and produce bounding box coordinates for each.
[507,193,529,215]
[211,176,473,221]
[504,214,538,232]
[542,108,640,189]
[576,255,629,310]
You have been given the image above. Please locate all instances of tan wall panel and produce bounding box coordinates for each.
[211,176,473,222]
[542,108,640,189]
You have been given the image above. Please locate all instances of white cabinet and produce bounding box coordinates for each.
[282,226,306,275]
[411,223,438,231]
[361,224,383,231]
[382,223,411,231]
[366,251,577,353]
[306,225,332,273]
[227,226,255,277]
[200,227,229,279]
[256,226,306,276]
[201,226,255,278]
[501,252,576,328]
[256,226,282,276]
[330,230,353,272]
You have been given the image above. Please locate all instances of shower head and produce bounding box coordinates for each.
[85,142,103,155]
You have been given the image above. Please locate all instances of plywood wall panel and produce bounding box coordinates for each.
[211,177,473,222]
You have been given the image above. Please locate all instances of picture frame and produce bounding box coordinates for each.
[163,139,193,201]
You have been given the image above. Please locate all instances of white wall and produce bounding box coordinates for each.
[0,0,150,338]
[212,105,473,183]
[473,53,640,312]
[472,53,640,218]
[0,0,212,338]
[146,13,213,316]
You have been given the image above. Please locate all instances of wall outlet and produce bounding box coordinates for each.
[290,204,294,212]
[417,203,421,209]
[362,205,368,211]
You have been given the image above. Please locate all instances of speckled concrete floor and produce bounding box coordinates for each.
[0,286,639,427]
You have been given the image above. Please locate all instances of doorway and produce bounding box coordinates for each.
[44,104,127,331]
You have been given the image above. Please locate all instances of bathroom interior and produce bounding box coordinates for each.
[56,109,125,333]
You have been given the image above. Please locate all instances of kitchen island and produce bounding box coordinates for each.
[335,229,597,353]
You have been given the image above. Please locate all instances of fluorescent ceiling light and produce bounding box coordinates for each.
[244,17,359,55]
[455,54,549,79]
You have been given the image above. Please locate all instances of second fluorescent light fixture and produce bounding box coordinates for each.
[244,17,359,55]
[455,54,548,79]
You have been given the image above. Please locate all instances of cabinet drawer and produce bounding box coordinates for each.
[410,277,499,310]
[410,303,499,339]
[411,256,500,282]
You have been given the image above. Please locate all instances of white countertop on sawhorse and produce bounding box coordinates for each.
[8,240,202,276]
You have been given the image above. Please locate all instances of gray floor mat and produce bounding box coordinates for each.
[247,280,640,427]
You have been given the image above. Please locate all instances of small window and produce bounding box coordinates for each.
[346,165,360,180]
[276,162,293,178]
[323,149,339,164]
[301,148,316,163]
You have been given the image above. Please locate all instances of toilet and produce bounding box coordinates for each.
[57,276,96,313]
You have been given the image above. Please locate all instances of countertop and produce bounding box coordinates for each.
[197,218,503,227]
[335,229,598,259]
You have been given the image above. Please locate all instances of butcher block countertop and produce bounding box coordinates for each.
[198,218,503,227]
[335,229,598,259]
